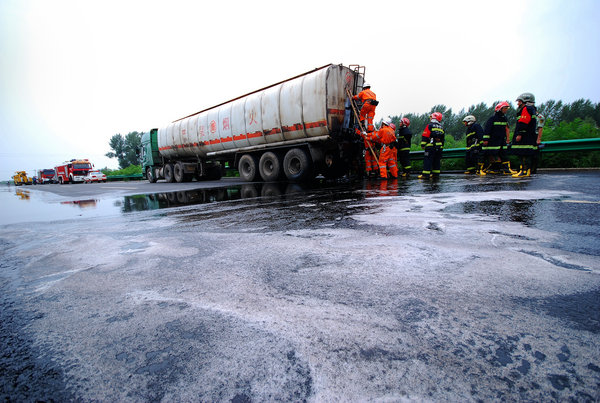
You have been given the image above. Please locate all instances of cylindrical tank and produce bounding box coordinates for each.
[157,64,360,160]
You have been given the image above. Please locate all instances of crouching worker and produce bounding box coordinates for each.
[419,112,445,180]
[366,120,398,179]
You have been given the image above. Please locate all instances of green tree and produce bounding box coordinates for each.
[106,131,143,169]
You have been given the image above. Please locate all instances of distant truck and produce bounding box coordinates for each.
[37,168,56,184]
[142,64,366,183]
[54,159,93,184]
[12,171,33,186]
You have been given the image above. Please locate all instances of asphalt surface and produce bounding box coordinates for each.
[1,172,599,401]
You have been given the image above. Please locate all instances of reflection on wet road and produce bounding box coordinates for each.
[1,172,599,401]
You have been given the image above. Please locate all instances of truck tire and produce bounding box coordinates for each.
[146,167,156,183]
[164,163,175,183]
[259,151,282,182]
[238,154,259,182]
[174,163,185,183]
[283,148,312,182]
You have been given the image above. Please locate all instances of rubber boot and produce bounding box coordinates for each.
[502,161,516,175]
[512,166,530,177]
[418,173,430,180]
[513,169,530,178]
[511,165,522,177]
[476,163,487,176]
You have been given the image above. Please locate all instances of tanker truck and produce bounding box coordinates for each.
[142,64,366,183]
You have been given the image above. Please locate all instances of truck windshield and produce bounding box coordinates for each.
[73,164,92,169]
[42,169,55,175]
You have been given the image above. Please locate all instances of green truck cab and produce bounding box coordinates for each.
[141,129,160,183]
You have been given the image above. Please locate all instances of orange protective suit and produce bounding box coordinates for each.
[353,89,377,132]
[368,125,398,178]
[364,138,378,174]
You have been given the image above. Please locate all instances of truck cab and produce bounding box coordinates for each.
[141,128,160,182]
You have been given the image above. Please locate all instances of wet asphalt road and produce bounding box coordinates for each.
[1,172,599,401]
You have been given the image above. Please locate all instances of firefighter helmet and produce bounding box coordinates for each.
[516,92,535,103]
[363,83,371,88]
[390,123,396,130]
[463,115,476,124]
[382,119,391,126]
[430,112,443,122]
[401,117,411,127]
[495,101,510,112]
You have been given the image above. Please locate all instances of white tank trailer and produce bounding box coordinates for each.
[141,64,366,183]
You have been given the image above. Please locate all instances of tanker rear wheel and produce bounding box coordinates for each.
[283,148,312,182]
[238,154,259,182]
[164,163,175,183]
[259,151,282,182]
[174,163,185,183]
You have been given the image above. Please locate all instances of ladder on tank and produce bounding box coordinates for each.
[343,65,366,131]
[345,65,378,161]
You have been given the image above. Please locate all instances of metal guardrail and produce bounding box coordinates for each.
[409,138,600,160]
[102,139,600,181]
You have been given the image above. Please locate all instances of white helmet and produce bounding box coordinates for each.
[363,83,371,88]
[463,115,476,124]
[382,119,391,126]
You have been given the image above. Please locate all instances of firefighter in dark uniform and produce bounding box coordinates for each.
[396,117,413,177]
[512,92,538,177]
[482,101,512,175]
[462,115,484,174]
[418,112,445,180]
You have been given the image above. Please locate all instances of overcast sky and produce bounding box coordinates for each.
[1,0,599,178]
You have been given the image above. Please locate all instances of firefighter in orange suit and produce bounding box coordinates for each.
[362,133,378,177]
[366,120,398,179]
[353,83,378,133]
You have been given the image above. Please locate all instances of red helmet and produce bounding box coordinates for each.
[390,123,396,130]
[495,101,510,112]
[401,117,410,127]
[430,112,443,122]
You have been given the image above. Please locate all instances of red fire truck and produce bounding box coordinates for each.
[36,168,56,184]
[54,159,93,184]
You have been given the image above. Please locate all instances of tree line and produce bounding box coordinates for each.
[105,131,143,170]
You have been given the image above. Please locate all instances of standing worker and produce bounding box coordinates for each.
[462,115,484,174]
[482,101,512,174]
[396,117,413,177]
[353,83,378,133]
[418,112,445,180]
[512,92,539,177]
[366,120,398,179]
[530,113,545,174]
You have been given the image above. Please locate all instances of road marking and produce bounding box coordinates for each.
[562,200,600,204]
[101,186,139,190]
